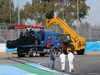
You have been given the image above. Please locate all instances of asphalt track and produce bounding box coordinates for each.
[0,52,100,75]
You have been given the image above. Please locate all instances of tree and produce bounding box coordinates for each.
[20,0,90,26]
[11,7,19,23]
[0,0,14,24]
[54,0,90,25]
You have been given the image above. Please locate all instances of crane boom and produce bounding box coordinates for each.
[46,18,81,38]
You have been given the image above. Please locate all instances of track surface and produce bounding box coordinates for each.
[0,52,100,75]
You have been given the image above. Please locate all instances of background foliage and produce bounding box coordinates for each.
[0,0,90,26]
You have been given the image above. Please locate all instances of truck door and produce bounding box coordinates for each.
[46,34,60,48]
[52,35,60,48]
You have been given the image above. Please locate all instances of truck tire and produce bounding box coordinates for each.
[17,47,25,57]
[40,53,45,57]
[18,54,25,57]
[77,49,85,55]
[29,49,37,57]
[66,44,74,54]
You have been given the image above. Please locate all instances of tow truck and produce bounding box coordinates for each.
[6,24,71,57]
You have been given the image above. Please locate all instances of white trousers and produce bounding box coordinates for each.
[68,61,74,72]
[61,62,65,70]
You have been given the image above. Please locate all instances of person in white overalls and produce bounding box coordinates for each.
[59,51,66,72]
[68,50,75,72]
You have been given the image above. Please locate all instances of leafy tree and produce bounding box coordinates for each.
[0,0,14,24]
[0,0,90,26]
[22,0,89,26]
[23,2,32,20]
[11,7,19,23]
[23,0,56,25]
[54,0,90,25]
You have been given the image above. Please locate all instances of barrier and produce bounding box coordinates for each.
[0,43,6,52]
[0,42,100,52]
[6,47,17,52]
[85,42,100,52]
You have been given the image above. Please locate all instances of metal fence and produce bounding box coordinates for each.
[0,25,100,43]
[78,26,100,42]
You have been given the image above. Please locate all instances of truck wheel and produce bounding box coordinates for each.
[77,49,85,55]
[29,49,37,57]
[66,44,74,54]
[17,48,25,57]
[40,53,45,57]
[18,54,25,57]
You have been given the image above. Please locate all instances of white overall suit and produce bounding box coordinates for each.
[68,52,75,72]
[59,53,66,71]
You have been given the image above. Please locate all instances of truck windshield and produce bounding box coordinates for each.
[54,36,59,40]
[47,35,59,40]
[60,34,71,43]
[47,36,52,40]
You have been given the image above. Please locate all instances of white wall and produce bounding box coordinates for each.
[0,43,6,52]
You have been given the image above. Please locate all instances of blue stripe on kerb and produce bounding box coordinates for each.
[0,65,36,75]
[27,63,70,75]
[6,47,17,52]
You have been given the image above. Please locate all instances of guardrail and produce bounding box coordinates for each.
[0,42,100,52]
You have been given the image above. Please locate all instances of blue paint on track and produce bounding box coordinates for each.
[0,63,70,75]
[0,65,36,75]
[27,63,70,75]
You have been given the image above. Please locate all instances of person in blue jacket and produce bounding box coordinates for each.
[49,46,57,70]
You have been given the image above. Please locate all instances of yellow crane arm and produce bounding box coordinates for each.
[46,18,79,38]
